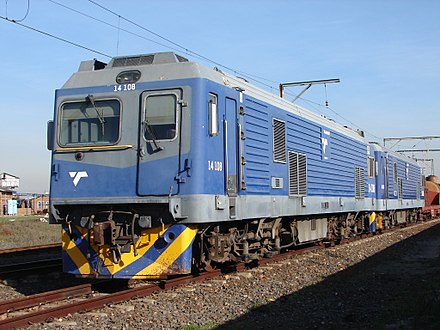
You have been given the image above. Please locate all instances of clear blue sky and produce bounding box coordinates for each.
[1,0,439,192]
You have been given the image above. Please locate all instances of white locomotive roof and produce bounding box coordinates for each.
[62,52,368,144]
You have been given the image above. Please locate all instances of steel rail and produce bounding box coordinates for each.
[0,283,93,314]
[0,243,60,255]
[0,258,62,276]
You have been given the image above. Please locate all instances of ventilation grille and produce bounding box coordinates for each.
[355,167,365,199]
[397,178,403,200]
[289,151,307,196]
[175,54,189,63]
[112,55,155,67]
[273,119,286,163]
[111,53,189,68]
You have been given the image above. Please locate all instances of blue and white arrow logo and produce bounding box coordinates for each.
[69,171,88,187]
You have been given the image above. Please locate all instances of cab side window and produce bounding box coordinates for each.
[144,94,177,140]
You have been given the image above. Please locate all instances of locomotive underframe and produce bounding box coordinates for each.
[198,207,420,269]
[53,196,420,268]
[52,202,179,264]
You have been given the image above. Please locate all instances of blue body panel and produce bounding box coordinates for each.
[240,95,368,198]
[51,74,422,209]
[52,160,136,198]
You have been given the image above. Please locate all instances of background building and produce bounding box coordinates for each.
[0,173,19,215]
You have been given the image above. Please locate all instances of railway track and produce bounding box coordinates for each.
[0,221,432,328]
[0,243,62,278]
[0,236,321,329]
[0,258,62,277]
[0,238,342,328]
[0,243,60,255]
[0,276,213,329]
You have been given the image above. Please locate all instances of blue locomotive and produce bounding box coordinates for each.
[47,52,424,279]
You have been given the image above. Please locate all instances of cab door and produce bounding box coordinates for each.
[137,89,181,196]
[224,97,238,197]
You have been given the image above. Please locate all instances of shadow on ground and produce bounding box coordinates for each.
[1,271,91,295]
[217,223,440,330]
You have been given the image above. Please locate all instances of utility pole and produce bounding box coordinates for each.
[383,136,440,149]
[383,136,440,175]
[414,158,435,175]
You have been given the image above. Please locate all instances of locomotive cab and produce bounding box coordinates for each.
[48,53,202,278]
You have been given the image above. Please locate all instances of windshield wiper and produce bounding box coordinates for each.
[144,120,163,153]
[86,94,106,136]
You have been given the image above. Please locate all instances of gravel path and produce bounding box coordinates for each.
[13,219,440,329]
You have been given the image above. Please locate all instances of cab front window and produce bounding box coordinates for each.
[59,99,120,146]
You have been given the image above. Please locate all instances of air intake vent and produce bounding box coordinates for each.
[355,166,365,199]
[289,151,307,196]
[397,177,403,200]
[175,54,189,63]
[110,52,189,68]
[112,55,155,67]
[273,119,286,163]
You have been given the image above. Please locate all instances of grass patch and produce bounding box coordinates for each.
[183,322,217,330]
[0,218,60,249]
[0,215,42,222]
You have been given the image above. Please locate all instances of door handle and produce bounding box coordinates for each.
[139,146,146,158]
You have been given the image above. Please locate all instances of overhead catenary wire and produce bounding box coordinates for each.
[295,96,382,142]
[46,0,188,57]
[48,0,376,138]
[1,0,382,142]
[85,0,280,88]
[83,1,383,140]
[47,0,283,95]
[0,14,112,58]
[5,0,30,22]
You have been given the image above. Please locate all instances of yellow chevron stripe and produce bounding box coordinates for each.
[64,224,197,277]
[97,225,170,275]
[369,212,376,225]
[135,226,197,277]
[62,226,94,275]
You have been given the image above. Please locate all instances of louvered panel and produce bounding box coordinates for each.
[355,167,365,198]
[289,151,307,196]
[397,178,403,200]
[175,54,189,63]
[298,153,307,195]
[273,119,286,163]
[289,152,298,196]
[112,55,154,67]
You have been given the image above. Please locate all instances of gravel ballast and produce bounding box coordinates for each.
[14,219,440,329]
